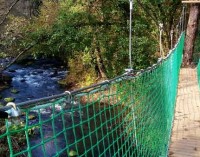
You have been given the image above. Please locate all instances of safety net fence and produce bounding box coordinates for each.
[0,33,184,157]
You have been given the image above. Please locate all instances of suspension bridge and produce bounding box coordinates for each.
[0,1,200,156]
[0,31,199,157]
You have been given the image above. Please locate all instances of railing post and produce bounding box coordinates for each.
[159,23,164,58]
[128,0,138,151]
[129,0,133,69]
[183,6,185,31]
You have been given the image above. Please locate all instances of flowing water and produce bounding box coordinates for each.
[0,59,66,104]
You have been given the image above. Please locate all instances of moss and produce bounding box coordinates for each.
[68,150,78,157]
[10,88,19,94]
[57,79,67,88]
[0,52,7,58]
[0,102,3,107]
[28,114,36,120]
[4,97,15,103]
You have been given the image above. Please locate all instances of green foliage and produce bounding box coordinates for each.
[134,0,182,52]
[10,88,19,94]
[4,97,15,103]
[82,48,93,66]
[132,13,158,69]
[0,52,7,58]
[23,0,159,78]
[66,52,97,88]
[68,149,78,157]
[0,15,30,57]
[1,0,182,86]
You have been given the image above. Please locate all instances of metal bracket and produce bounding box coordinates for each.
[125,68,134,74]
[65,91,71,95]
[6,102,21,117]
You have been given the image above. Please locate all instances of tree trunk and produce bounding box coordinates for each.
[95,47,107,79]
[93,33,107,79]
[183,4,200,66]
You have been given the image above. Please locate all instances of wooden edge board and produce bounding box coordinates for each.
[182,1,200,3]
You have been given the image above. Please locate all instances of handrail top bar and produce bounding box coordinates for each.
[0,80,114,111]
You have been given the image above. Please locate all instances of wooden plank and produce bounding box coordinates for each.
[182,1,200,3]
[169,68,200,157]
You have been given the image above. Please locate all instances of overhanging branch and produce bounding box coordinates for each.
[0,0,20,26]
[0,42,37,72]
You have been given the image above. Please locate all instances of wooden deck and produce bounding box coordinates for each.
[169,68,200,157]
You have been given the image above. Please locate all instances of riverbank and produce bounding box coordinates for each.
[0,73,12,91]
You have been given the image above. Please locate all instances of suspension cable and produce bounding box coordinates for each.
[129,0,133,69]
[180,16,182,33]
[182,5,186,31]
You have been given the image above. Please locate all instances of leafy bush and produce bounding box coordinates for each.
[65,52,97,88]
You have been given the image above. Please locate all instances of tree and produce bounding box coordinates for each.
[135,0,182,51]
[24,0,158,76]
[1,0,186,87]
[183,4,200,66]
[0,0,43,72]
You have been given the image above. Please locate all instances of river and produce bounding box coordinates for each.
[0,58,66,104]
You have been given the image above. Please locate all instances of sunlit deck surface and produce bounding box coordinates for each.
[169,68,200,157]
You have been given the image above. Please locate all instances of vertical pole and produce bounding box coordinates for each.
[159,23,164,58]
[129,0,133,69]
[170,30,174,49]
[181,10,183,32]
[179,17,182,35]
[129,0,138,150]
[182,8,184,32]
[185,5,187,31]
[176,25,179,42]
[183,5,186,31]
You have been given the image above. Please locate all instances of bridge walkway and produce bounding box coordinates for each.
[169,68,200,157]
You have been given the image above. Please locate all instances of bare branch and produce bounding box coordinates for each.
[0,42,37,72]
[135,0,158,26]
[0,0,20,26]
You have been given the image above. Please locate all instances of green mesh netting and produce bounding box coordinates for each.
[0,33,185,157]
